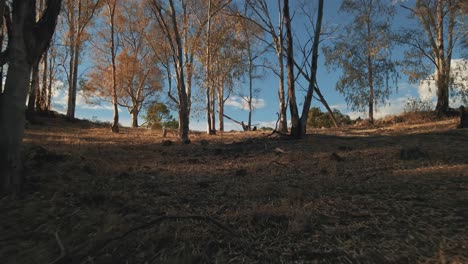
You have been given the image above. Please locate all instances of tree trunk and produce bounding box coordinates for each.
[34,62,42,111]
[368,55,374,123]
[299,0,324,135]
[218,85,224,132]
[435,0,449,115]
[109,1,119,133]
[206,88,212,133]
[27,62,40,121]
[71,43,80,115]
[47,55,54,111]
[40,51,48,112]
[66,3,76,120]
[277,51,288,133]
[211,90,216,133]
[131,109,139,128]
[178,94,190,144]
[0,42,31,196]
[1,0,62,195]
[248,48,253,131]
[276,0,288,133]
[284,0,300,138]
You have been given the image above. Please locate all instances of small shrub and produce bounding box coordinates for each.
[404,98,433,113]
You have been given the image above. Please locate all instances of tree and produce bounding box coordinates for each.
[399,0,466,114]
[144,102,177,129]
[84,0,162,128]
[284,0,324,138]
[98,0,119,132]
[63,0,101,120]
[150,0,192,144]
[26,0,47,120]
[197,0,245,133]
[324,0,398,124]
[237,7,265,131]
[245,0,288,132]
[0,0,62,196]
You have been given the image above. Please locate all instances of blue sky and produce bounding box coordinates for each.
[51,0,467,131]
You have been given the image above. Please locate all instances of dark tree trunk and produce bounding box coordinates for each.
[66,13,76,120]
[131,109,139,128]
[0,0,62,197]
[1,41,31,196]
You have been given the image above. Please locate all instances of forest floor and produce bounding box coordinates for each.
[1,115,467,264]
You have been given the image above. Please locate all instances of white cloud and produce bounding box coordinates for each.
[332,97,414,120]
[418,59,468,103]
[51,83,117,112]
[225,96,266,111]
[373,97,409,118]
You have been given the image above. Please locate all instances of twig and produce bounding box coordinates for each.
[49,231,66,264]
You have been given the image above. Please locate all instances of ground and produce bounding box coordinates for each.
[1,116,467,263]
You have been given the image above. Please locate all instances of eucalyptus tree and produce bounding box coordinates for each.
[399,0,467,114]
[323,0,398,124]
[150,0,192,143]
[0,0,62,196]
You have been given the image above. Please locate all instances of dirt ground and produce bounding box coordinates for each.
[1,116,467,264]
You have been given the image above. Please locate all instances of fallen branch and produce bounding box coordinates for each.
[266,113,290,138]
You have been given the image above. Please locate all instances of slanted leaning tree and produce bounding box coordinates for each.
[323,0,398,124]
[0,0,62,196]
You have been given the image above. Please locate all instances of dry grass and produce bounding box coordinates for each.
[1,115,467,263]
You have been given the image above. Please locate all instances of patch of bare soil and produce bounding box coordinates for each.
[1,117,467,263]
